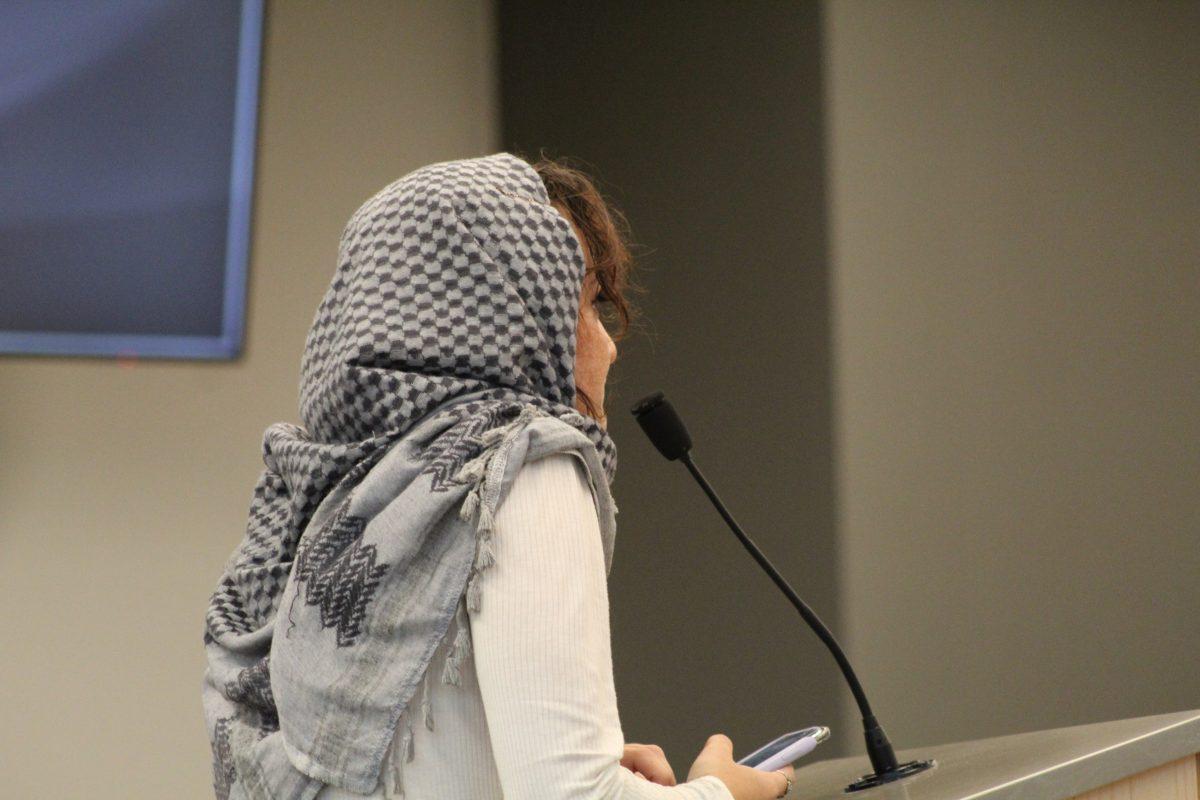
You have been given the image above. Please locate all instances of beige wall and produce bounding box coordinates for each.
[0,1,498,796]
[824,0,1199,750]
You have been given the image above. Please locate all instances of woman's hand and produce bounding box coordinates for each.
[621,742,677,785]
[688,734,794,800]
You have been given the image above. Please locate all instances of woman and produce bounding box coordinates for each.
[203,152,794,800]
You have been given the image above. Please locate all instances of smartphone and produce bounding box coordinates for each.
[736,726,830,772]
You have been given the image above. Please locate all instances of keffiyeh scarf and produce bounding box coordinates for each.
[202,152,619,800]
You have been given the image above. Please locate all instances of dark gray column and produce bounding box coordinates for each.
[499,1,846,765]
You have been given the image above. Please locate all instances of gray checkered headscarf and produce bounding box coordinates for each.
[202,152,619,800]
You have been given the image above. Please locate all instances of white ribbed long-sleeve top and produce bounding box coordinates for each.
[316,451,734,800]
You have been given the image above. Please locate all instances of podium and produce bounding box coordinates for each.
[787,709,1200,799]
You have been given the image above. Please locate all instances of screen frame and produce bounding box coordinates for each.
[0,0,264,362]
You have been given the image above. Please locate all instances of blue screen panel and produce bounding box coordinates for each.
[0,0,263,360]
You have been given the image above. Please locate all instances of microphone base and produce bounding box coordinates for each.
[844,759,935,793]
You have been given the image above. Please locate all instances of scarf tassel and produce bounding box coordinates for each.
[386,660,440,799]
[465,575,482,615]
[384,716,415,799]
[419,660,434,732]
[453,405,538,617]
[441,599,473,686]
[473,529,495,572]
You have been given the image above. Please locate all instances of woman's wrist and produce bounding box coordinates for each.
[690,774,737,800]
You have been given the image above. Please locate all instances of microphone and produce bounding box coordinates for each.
[630,390,933,792]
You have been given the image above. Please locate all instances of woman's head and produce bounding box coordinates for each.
[526,154,639,429]
[300,152,633,472]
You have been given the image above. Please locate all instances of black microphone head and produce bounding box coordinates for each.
[630,391,693,461]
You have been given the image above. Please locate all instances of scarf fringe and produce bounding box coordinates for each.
[440,599,473,685]
[452,404,538,618]
[384,404,539,798]
[419,661,434,732]
[384,713,415,799]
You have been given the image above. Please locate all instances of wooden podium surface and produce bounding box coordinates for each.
[787,709,1200,799]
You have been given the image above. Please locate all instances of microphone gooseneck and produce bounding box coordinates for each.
[630,390,933,791]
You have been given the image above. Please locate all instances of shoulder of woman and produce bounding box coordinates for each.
[510,450,592,501]
[490,452,601,556]
[498,448,617,577]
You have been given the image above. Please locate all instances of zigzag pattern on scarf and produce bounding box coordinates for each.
[289,505,390,648]
[419,401,525,493]
[223,657,275,715]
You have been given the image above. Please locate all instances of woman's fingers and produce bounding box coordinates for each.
[773,763,796,797]
[621,743,678,786]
